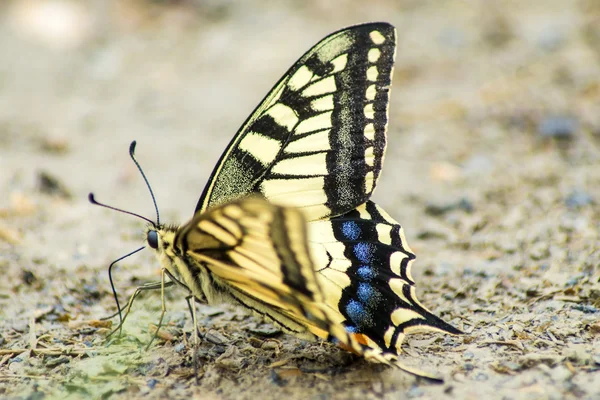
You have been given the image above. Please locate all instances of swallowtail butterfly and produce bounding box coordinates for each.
[95,22,461,382]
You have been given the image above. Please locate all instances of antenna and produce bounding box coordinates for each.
[89,141,163,329]
[129,141,160,225]
[88,193,155,226]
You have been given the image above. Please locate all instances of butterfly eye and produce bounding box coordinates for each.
[147,230,159,249]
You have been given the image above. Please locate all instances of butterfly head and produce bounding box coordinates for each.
[144,224,179,255]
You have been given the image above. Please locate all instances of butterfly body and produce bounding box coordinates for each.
[122,22,459,381]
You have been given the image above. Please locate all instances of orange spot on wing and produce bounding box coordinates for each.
[338,333,369,354]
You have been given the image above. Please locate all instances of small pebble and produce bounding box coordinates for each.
[248,324,282,337]
[565,190,593,209]
[425,198,474,216]
[270,369,287,387]
[205,330,228,345]
[474,372,488,381]
[261,341,279,351]
[549,365,572,382]
[565,274,584,286]
[37,171,72,198]
[406,385,424,398]
[504,361,521,372]
[45,356,70,368]
[22,270,37,286]
[537,27,565,51]
[571,304,598,314]
[147,379,159,389]
[174,343,185,353]
[538,116,578,139]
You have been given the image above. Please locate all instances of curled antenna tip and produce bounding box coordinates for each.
[129,141,137,156]
[88,192,97,204]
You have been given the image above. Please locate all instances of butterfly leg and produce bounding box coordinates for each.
[187,295,200,385]
[146,269,169,350]
[105,280,175,339]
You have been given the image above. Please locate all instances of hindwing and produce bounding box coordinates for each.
[309,201,461,358]
[196,23,396,221]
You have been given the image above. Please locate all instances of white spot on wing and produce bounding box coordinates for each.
[265,103,299,131]
[366,84,377,101]
[367,66,378,81]
[376,223,392,245]
[365,146,374,167]
[390,307,424,327]
[238,132,282,166]
[369,30,385,45]
[365,171,374,193]
[302,76,337,97]
[397,228,414,282]
[383,326,395,348]
[368,48,381,62]
[271,152,328,176]
[288,65,313,91]
[285,130,331,153]
[389,279,412,304]
[295,111,332,135]
[355,202,370,219]
[390,251,408,276]
[311,95,334,112]
[330,53,348,74]
[364,123,375,140]
[364,103,374,119]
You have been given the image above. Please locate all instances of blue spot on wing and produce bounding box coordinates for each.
[357,283,382,308]
[341,221,361,241]
[344,325,358,334]
[345,300,374,329]
[356,265,376,281]
[353,243,375,263]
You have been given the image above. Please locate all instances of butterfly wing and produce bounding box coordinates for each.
[196,23,396,221]
[177,197,459,380]
[175,197,347,340]
[183,23,460,378]
[310,201,462,353]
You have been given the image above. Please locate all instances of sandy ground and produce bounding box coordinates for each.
[1,1,599,399]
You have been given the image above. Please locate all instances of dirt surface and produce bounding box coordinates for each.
[1,1,599,399]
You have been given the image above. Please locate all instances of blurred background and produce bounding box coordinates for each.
[1,1,598,398]
[1,0,598,263]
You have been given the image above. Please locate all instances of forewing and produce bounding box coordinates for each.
[177,197,343,337]
[196,23,396,221]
